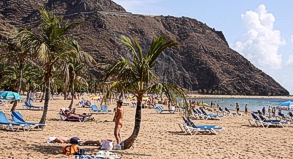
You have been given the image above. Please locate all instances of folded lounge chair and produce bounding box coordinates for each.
[23,102,43,110]
[0,110,33,131]
[11,111,46,130]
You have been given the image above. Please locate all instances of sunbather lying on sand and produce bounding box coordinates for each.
[47,137,70,143]
[47,137,101,146]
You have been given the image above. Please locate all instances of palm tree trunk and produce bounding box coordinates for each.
[11,63,23,111]
[123,94,142,149]
[17,64,23,94]
[26,89,30,102]
[68,79,74,110]
[40,86,45,102]
[39,73,50,124]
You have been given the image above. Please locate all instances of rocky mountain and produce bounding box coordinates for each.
[0,0,289,95]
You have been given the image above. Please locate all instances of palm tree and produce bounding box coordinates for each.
[67,58,90,110]
[1,29,38,111]
[104,35,187,149]
[19,8,94,124]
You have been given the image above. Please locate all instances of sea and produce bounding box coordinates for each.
[187,97,293,112]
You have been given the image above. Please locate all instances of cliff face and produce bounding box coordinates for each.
[0,0,289,95]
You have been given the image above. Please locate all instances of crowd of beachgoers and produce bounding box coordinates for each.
[0,93,292,158]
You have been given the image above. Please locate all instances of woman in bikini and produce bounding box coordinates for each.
[113,100,124,145]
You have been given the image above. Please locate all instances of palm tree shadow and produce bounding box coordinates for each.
[167,130,189,135]
[29,144,61,155]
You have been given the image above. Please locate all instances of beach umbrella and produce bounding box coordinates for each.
[278,101,293,110]
[0,91,22,101]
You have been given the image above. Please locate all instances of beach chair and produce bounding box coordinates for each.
[155,105,175,114]
[257,110,263,115]
[277,112,290,121]
[181,117,225,135]
[131,102,137,107]
[11,111,46,130]
[218,107,225,116]
[89,105,101,113]
[249,113,267,127]
[22,102,43,110]
[224,107,236,116]
[259,114,289,128]
[288,112,293,120]
[200,108,224,120]
[101,105,113,113]
[192,108,203,120]
[0,110,33,131]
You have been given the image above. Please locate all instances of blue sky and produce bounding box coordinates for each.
[112,0,293,94]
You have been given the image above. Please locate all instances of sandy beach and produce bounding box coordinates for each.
[0,95,293,159]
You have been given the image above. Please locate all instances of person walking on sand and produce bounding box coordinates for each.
[113,100,124,145]
[262,107,266,115]
[236,102,240,115]
[244,104,248,116]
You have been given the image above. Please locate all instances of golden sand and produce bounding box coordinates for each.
[0,96,293,159]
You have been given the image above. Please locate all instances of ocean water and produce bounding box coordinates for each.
[188,98,293,112]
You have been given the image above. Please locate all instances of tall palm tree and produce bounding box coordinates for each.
[1,29,38,111]
[104,35,187,149]
[19,8,94,124]
[67,58,90,110]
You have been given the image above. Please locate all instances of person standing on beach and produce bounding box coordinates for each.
[244,104,248,115]
[262,107,266,115]
[113,100,124,145]
[236,103,240,115]
[272,107,276,116]
[268,106,272,116]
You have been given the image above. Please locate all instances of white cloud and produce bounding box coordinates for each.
[233,4,285,69]
[286,35,293,65]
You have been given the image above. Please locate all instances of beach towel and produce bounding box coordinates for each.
[101,140,113,150]
[62,144,79,155]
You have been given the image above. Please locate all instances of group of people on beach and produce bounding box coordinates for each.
[49,99,125,150]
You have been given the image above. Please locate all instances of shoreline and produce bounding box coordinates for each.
[187,94,293,99]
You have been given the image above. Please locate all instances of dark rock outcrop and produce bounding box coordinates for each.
[0,0,289,95]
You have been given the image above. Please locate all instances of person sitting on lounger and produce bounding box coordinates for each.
[64,110,95,121]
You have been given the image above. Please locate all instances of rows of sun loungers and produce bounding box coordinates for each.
[0,110,46,131]
[89,105,113,113]
[178,116,225,135]
[192,107,225,120]
[248,113,290,128]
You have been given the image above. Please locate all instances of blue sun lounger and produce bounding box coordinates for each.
[0,110,33,131]
[179,116,225,135]
[89,105,101,113]
[23,102,43,110]
[11,111,46,130]
[259,114,289,128]
[101,105,113,113]
[155,105,175,114]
